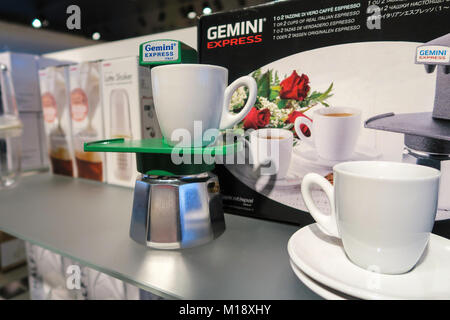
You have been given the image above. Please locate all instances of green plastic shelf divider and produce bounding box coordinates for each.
[84,138,239,155]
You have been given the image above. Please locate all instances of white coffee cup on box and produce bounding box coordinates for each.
[294,107,361,161]
[151,64,257,147]
[301,161,440,274]
[249,128,293,179]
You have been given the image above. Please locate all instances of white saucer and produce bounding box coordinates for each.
[289,259,357,300]
[287,224,450,300]
[293,143,381,169]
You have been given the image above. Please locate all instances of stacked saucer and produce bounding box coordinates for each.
[287,224,450,300]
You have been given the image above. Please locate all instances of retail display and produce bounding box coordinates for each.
[198,0,450,226]
[0,0,449,302]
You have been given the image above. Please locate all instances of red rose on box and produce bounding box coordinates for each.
[243,107,271,130]
[280,71,310,101]
[286,111,312,137]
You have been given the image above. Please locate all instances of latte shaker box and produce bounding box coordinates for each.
[39,65,76,177]
[198,0,450,231]
[69,61,105,182]
[101,56,154,187]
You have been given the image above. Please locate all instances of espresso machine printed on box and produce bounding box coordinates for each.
[365,34,450,231]
[39,65,76,177]
[198,0,450,234]
[84,40,234,250]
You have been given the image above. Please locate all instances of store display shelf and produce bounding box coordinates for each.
[0,173,319,300]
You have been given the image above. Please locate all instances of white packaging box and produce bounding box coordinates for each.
[81,267,139,300]
[0,52,41,112]
[69,61,106,182]
[101,56,156,187]
[0,232,26,272]
[38,65,77,178]
[25,243,82,300]
[18,112,48,171]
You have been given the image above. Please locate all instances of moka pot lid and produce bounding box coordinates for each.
[365,112,450,154]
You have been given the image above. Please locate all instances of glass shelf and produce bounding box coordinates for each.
[0,173,319,300]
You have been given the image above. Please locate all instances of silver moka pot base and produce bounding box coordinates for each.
[129,172,225,249]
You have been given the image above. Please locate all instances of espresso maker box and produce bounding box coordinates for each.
[39,65,77,177]
[101,56,155,188]
[198,0,450,228]
[69,61,106,182]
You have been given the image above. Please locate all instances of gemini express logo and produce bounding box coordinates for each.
[144,42,177,58]
[206,18,266,49]
[417,46,450,63]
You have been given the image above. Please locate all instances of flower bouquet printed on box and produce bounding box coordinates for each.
[230,68,333,140]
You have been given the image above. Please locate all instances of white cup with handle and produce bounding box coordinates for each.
[301,161,440,274]
[248,128,293,179]
[151,64,257,147]
[294,107,361,161]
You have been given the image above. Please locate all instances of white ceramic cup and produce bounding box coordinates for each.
[301,161,440,274]
[294,107,361,161]
[249,128,293,179]
[151,64,257,147]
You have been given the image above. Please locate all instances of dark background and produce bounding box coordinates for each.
[0,0,275,41]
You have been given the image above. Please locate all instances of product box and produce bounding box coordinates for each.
[0,231,26,272]
[0,52,41,112]
[18,112,48,171]
[25,242,83,300]
[198,0,450,230]
[69,61,105,182]
[39,65,77,177]
[81,267,139,300]
[0,52,60,172]
[101,56,157,187]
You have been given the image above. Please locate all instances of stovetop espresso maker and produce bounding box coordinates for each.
[84,39,241,249]
[85,137,238,249]
[365,33,450,218]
